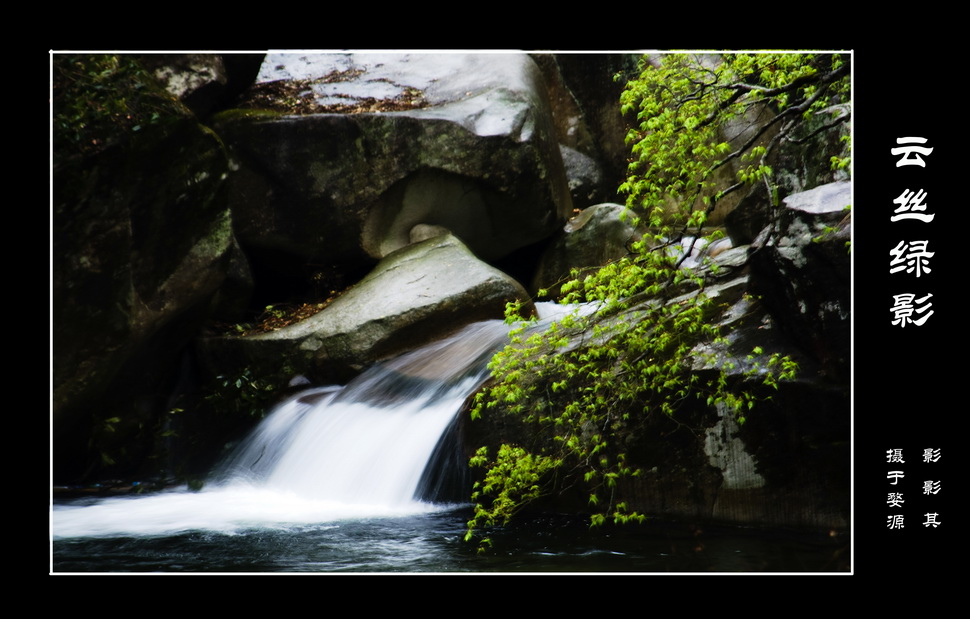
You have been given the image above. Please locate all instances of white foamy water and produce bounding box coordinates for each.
[52,484,443,539]
[53,320,511,540]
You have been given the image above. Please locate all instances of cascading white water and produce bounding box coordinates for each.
[218,319,513,505]
[53,319,513,539]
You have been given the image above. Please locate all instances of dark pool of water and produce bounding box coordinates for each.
[51,505,849,573]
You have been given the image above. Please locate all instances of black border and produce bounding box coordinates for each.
[855,47,953,577]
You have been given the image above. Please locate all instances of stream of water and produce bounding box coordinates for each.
[51,313,846,573]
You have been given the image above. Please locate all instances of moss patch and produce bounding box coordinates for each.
[53,54,186,165]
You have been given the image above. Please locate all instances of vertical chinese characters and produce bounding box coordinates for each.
[890,137,934,327]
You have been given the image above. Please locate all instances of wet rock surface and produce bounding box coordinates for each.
[198,234,532,384]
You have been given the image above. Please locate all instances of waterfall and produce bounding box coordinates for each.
[216,319,512,505]
[52,319,512,539]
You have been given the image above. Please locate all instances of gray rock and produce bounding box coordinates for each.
[559,145,607,208]
[199,234,533,384]
[136,54,264,118]
[409,223,451,244]
[750,181,851,381]
[532,53,640,197]
[531,203,637,297]
[214,52,572,274]
[783,180,851,215]
[53,77,233,478]
[138,54,228,114]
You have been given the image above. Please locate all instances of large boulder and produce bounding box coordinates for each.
[212,52,573,280]
[52,55,234,481]
[198,233,533,385]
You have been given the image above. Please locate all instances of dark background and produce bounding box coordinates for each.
[855,46,954,576]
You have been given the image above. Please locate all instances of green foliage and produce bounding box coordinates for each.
[618,52,850,225]
[465,445,562,551]
[205,367,280,419]
[831,135,852,172]
[53,54,182,164]
[464,52,847,549]
[466,269,763,546]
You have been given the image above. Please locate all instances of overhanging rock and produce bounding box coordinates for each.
[214,52,573,269]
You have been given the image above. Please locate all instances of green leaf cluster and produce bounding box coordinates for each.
[465,445,562,550]
[618,52,850,223]
[464,52,846,549]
